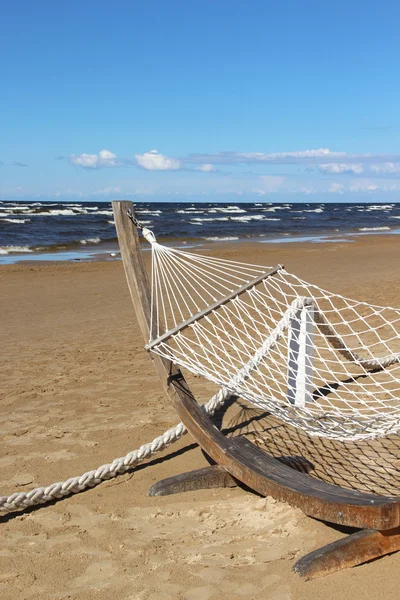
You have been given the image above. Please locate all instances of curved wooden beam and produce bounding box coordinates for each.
[112,201,400,532]
[294,526,400,580]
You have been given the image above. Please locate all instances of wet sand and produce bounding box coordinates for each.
[1,235,400,599]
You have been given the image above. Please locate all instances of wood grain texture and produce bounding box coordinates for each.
[148,465,237,496]
[294,526,400,580]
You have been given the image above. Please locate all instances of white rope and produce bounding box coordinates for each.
[0,390,226,513]
[0,299,300,514]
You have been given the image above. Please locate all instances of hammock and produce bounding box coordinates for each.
[137,223,400,442]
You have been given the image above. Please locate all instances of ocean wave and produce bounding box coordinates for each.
[175,207,201,212]
[0,245,33,254]
[230,214,265,221]
[89,210,113,216]
[262,206,287,212]
[0,218,30,223]
[204,236,239,241]
[2,207,33,213]
[79,237,101,244]
[191,217,230,222]
[358,226,391,231]
[41,209,79,216]
[1,207,113,217]
[207,206,246,213]
[365,205,394,211]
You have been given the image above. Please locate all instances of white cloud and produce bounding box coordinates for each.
[243,148,344,161]
[70,149,119,169]
[300,186,316,195]
[185,148,348,166]
[349,182,378,192]
[196,164,214,172]
[135,149,181,171]
[370,162,400,174]
[328,183,345,194]
[318,163,363,174]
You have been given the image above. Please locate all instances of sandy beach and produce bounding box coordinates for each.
[2,235,400,600]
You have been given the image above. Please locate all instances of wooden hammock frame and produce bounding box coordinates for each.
[113,200,400,580]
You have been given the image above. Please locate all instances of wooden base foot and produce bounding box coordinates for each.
[294,526,400,580]
[148,465,237,497]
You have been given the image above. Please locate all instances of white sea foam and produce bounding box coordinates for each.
[0,245,33,254]
[79,237,101,244]
[204,236,239,241]
[2,207,32,213]
[358,227,391,232]
[107,220,116,225]
[262,206,287,212]
[0,218,30,223]
[177,207,201,212]
[36,209,78,216]
[365,205,394,211]
[176,209,205,214]
[191,217,230,222]
[136,209,162,215]
[207,206,246,213]
[230,214,265,221]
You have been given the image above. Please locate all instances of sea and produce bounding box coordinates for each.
[1,200,400,264]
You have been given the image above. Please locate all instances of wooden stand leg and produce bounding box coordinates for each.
[148,465,237,497]
[294,526,400,580]
[148,454,314,497]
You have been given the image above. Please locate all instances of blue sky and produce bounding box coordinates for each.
[1,0,400,202]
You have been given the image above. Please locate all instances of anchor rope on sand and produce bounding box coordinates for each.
[0,391,227,513]
[0,293,311,514]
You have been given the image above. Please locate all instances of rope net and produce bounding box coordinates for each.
[146,239,400,441]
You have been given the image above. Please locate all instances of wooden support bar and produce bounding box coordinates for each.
[148,456,314,497]
[148,465,237,496]
[145,265,282,350]
[294,526,400,580]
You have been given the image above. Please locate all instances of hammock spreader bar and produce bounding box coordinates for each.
[145,264,283,351]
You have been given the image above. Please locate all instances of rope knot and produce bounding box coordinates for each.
[142,227,157,244]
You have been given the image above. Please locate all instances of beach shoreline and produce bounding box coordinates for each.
[1,228,400,267]
[2,236,400,599]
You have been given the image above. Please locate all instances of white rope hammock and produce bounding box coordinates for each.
[141,226,400,442]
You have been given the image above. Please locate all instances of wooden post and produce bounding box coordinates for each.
[288,305,314,407]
